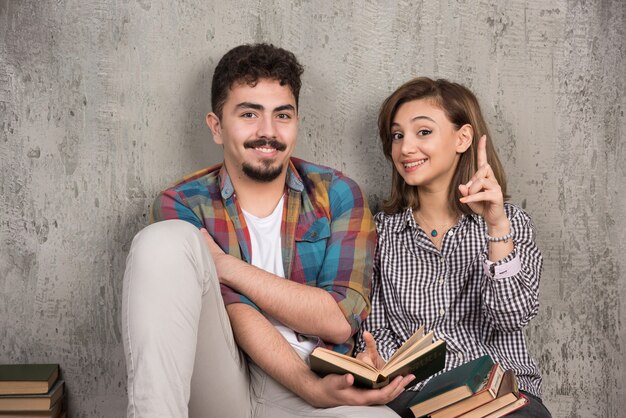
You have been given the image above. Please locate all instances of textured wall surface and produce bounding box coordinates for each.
[1,1,624,416]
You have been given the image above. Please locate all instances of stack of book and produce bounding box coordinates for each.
[0,364,66,418]
[408,355,528,418]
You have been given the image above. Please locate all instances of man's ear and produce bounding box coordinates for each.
[206,112,223,145]
[456,124,473,153]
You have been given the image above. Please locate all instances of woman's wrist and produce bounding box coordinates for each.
[486,219,511,237]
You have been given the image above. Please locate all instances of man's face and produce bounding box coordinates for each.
[207,78,298,183]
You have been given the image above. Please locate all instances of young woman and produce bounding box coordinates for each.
[356,78,551,417]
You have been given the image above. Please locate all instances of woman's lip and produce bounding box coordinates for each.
[402,158,427,171]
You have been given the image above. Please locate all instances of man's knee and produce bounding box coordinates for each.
[131,219,202,256]
[126,219,217,292]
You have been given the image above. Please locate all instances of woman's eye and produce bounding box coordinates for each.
[417,129,432,136]
[391,132,403,141]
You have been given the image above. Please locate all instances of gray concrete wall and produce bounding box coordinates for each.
[1,0,624,416]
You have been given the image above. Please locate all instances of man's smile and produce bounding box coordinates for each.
[244,138,287,153]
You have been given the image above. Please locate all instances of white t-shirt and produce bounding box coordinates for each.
[241,196,317,358]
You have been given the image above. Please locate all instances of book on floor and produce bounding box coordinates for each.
[0,396,64,418]
[408,355,497,418]
[456,369,525,417]
[309,326,446,389]
[0,380,64,411]
[0,365,59,396]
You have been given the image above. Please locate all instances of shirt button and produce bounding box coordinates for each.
[447,230,454,236]
[439,308,445,316]
[439,277,444,284]
[457,353,464,362]
[440,256,445,263]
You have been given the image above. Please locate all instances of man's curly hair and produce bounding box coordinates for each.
[211,43,304,119]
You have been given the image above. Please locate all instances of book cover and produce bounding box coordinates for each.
[457,369,520,418]
[0,380,64,411]
[0,397,63,417]
[484,393,528,418]
[429,364,505,418]
[0,365,59,396]
[408,355,495,418]
[309,327,446,389]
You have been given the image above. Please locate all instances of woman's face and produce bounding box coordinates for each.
[390,98,467,193]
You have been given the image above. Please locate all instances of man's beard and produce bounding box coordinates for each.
[242,138,287,183]
[242,161,284,182]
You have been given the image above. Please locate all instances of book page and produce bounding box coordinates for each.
[386,330,434,370]
[384,325,425,367]
[382,339,445,376]
[312,348,379,373]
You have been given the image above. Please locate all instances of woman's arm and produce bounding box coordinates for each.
[355,216,403,361]
[480,206,543,332]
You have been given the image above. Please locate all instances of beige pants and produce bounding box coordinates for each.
[122,220,398,418]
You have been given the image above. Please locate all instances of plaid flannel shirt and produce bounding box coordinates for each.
[151,157,376,354]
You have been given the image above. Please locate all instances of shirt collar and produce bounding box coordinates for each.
[218,159,304,200]
[390,207,481,233]
[388,208,417,233]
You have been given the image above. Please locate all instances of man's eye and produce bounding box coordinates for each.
[276,113,291,119]
[391,132,403,141]
[417,129,432,136]
[241,112,256,118]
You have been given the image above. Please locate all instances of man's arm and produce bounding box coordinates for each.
[227,303,414,407]
[206,172,375,346]
[203,229,351,344]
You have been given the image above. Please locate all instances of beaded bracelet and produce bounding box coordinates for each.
[486,230,513,243]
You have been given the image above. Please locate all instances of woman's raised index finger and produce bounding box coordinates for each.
[477,135,488,167]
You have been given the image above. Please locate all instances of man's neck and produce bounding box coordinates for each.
[225,161,288,218]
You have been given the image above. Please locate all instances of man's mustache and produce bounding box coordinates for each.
[243,139,287,152]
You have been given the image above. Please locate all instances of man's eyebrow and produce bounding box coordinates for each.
[274,104,296,113]
[391,115,437,127]
[235,102,264,111]
[234,103,296,113]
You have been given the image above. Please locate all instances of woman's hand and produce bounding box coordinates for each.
[356,331,387,370]
[458,135,508,231]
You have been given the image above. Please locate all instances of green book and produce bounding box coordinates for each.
[0,365,59,395]
[409,355,495,418]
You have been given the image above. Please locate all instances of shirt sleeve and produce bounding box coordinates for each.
[355,223,403,361]
[151,188,204,227]
[316,174,376,338]
[481,205,543,332]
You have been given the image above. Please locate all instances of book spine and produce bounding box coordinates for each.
[487,365,504,397]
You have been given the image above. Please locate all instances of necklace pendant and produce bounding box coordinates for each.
[431,229,438,237]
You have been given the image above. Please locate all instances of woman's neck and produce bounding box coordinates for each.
[415,188,457,224]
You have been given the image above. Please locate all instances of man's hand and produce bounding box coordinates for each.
[356,331,387,370]
[200,228,225,255]
[305,372,415,408]
[200,228,229,279]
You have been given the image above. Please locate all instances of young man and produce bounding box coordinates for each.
[122,44,414,417]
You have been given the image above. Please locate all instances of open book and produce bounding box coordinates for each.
[309,326,446,389]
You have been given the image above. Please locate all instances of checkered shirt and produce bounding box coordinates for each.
[151,157,376,354]
[355,203,544,398]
